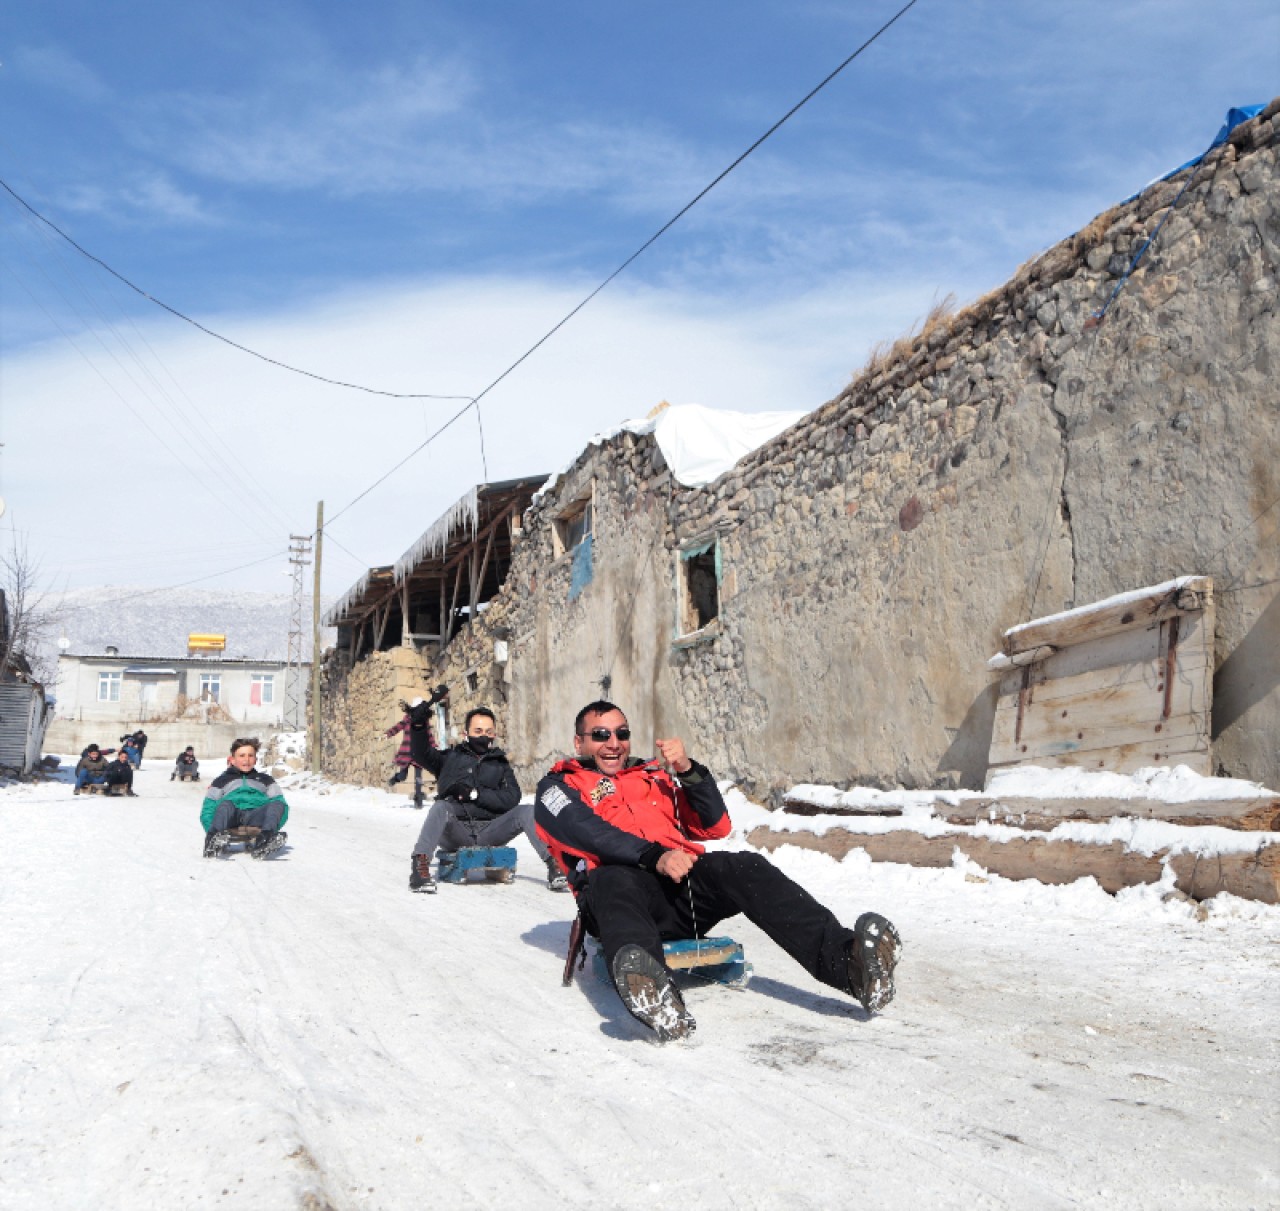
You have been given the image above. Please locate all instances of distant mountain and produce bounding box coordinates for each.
[44,586,336,664]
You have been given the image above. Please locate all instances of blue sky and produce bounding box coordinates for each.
[1,0,1275,599]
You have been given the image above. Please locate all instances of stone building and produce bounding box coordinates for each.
[322,101,1279,799]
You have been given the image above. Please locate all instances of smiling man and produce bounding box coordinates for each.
[535,700,902,1042]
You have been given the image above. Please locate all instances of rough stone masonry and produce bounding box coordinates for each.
[326,101,1280,801]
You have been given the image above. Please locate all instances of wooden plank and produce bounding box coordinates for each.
[779,788,1280,831]
[781,799,903,818]
[991,608,1214,775]
[988,691,1208,762]
[746,825,1280,903]
[987,733,1211,777]
[1002,576,1212,656]
[994,612,1211,705]
[940,794,1280,832]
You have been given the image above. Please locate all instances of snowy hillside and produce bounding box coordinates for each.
[1,766,1277,1210]
[43,586,336,662]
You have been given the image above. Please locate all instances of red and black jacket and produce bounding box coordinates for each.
[534,755,730,890]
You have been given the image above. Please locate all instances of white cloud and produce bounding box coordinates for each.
[11,44,109,102]
[4,270,943,594]
[60,173,218,226]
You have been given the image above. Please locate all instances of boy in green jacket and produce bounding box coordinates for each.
[201,737,290,859]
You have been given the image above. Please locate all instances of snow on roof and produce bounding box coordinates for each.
[534,402,808,502]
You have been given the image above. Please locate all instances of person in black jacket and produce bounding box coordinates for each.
[407,707,565,895]
[104,750,137,796]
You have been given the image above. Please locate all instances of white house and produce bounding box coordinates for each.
[54,649,305,728]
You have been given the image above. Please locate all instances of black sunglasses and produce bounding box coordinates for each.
[579,726,631,742]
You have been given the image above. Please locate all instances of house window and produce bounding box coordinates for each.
[554,493,593,558]
[97,671,121,702]
[677,537,721,639]
[251,674,274,706]
[199,673,222,703]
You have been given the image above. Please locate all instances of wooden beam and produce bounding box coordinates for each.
[780,790,1280,832]
[372,600,391,649]
[446,559,465,643]
[1002,576,1213,657]
[747,825,1280,903]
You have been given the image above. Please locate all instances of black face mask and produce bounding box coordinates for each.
[467,735,493,753]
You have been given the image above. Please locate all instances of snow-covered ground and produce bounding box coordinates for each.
[2,764,1277,1210]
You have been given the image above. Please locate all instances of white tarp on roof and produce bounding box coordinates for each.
[644,403,807,488]
[536,402,808,501]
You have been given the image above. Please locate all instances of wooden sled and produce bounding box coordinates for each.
[80,782,129,797]
[175,772,201,782]
[563,914,753,991]
[436,846,518,884]
[224,825,263,852]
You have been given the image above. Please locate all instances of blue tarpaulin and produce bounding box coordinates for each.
[568,535,593,602]
[1128,104,1265,200]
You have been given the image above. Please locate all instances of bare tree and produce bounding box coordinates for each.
[0,537,63,688]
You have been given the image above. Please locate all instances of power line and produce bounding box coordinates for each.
[0,177,472,402]
[5,213,298,538]
[332,0,922,522]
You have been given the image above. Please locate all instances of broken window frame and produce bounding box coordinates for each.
[673,533,722,646]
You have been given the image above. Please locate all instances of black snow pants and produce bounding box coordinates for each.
[583,851,856,995]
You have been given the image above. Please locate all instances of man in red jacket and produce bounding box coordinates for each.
[535,700,902,1042]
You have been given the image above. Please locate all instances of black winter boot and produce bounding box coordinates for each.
[610,944,696,1042]
[250,830,288,860]
[409,853,437,893]
[845,912,902,1014]
[203,830,231,858]
[545,857,569,892]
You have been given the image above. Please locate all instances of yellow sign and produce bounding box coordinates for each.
[187,633,226,651]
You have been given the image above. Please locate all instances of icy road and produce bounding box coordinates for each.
[1,765,1277,1210]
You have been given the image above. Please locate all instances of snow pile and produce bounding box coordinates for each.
[536,401,808,500]
[785,782,983,815]
[771,765,1279,861]
[985,762,1272,802]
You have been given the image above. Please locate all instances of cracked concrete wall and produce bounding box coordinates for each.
[335,103,1279,796]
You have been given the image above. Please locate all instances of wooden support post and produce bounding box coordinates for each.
[446,560,465,643]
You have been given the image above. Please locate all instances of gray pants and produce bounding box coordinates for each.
[209,802,285,833]
[411,799,549,862]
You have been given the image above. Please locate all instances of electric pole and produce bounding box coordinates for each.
[285,534,312,731]
[310,501,324,773]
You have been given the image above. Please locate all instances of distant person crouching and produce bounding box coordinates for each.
[73,744,109,795]
[104,750,137,796]
[172,747,200,781]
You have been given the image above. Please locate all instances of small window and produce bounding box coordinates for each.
[465,670,479,693]
[251,674,274,706]
[677,537,720,639]
[199,673,222,703]
[97,671,121,702]
[554,494,593,558]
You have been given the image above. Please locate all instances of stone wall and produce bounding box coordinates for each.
[327,102,1280,798]
[320,645,435,790]
[44,719,264,763]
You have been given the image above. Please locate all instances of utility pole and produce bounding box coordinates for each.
[285,534,313,730]
[310,501,324,773]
